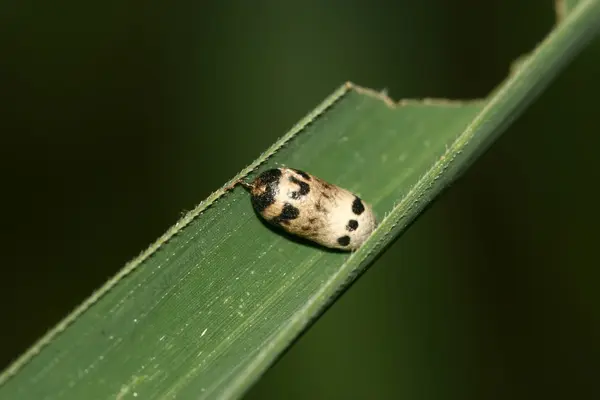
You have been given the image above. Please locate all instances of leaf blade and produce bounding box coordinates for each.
[2,1,600,399]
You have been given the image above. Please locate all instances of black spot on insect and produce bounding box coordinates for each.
[292,169,311,180]
[250,169,282,212]
[352,196,365,215]
[256,168,282,186]
[337,236,350,246]
[301,225,311,231]
[289,176,310,199]
[322,192,332,200]
[308,217,317,223]
[346,220,359,231]
[272,203,299,225]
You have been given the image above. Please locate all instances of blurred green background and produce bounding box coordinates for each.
[1,0,599,399]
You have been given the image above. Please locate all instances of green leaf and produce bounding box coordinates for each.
[2,1,599,399]
[556,0,585,20]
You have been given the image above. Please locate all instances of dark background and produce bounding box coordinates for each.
[2,1,599,399]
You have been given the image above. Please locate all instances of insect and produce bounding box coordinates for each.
[234,167,376,251]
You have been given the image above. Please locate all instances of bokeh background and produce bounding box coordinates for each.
[2,0,599,398]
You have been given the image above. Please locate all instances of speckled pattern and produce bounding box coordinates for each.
[248,167,376,250]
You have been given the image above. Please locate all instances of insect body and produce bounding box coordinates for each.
[241,167,376,250]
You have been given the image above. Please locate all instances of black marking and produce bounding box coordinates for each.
[322,192,332,200]
[346,220,359,231]
[352,196,365,215]
[256,168,282,185]
[250,169,282,213]
[315,199,328,214]
[292,168,311,180]
[289,176,310,199]
[337,236,350,246]
[301,225,311,231]
[272,203,300,225]
[308,217,317,223]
